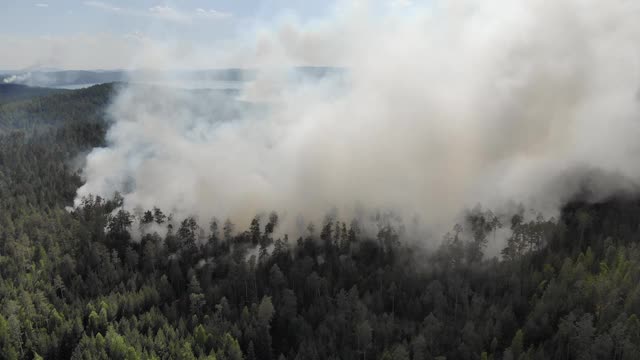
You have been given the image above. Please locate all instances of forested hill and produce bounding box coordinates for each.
[0,84,67,105]
[0,83,115,134]
[3,84,640,360]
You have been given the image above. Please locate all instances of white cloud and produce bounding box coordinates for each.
[149,6,232,23]
[35,3,49,7]
[149,5,191,23]
[83,2,231,24]
[83,1,121,12]
[195,8,232,20]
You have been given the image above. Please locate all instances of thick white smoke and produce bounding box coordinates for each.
[2,73,32,84]
[76,0,640,241]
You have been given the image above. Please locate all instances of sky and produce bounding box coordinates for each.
[0,0,332,70]
[0,0,415,70]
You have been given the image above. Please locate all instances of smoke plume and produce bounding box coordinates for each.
[76,0,640,241]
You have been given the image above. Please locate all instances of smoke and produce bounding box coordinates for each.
[76,0,640,241]
[2,73,32,84]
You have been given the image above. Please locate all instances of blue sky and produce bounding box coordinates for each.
[1,1,332,37]
[0,1,337,69]
[0,0,415,69]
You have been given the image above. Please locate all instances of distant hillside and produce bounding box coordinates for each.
[0,70,128,88]
[0,83,116,133]
[0,83,67,104]
[0,82,260,134]
[0,67,344,88]
[0,69,249,88]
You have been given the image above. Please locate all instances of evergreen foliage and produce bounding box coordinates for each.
[2,84,640,359]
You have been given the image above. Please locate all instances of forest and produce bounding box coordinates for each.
[2,84,640,360]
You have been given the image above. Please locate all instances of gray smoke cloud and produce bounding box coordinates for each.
[2,73,31,84]
[76,0,640,241]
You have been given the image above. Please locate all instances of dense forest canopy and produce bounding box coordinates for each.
[0,84,67,105]
[2,84,640,360]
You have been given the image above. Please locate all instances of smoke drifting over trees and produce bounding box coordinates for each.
[8,1,640,359]
[76,0,640,239]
